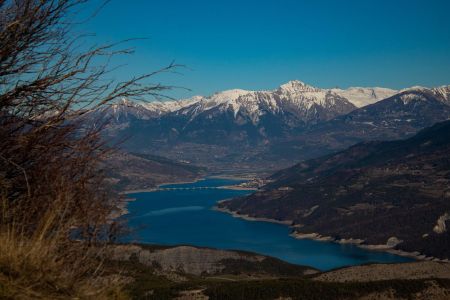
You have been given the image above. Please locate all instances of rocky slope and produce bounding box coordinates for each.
[219,120,450,259]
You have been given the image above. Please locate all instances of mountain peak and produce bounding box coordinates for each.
[278,80,320,94]
[283,79,308,86]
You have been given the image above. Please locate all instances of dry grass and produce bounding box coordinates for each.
[0,192,129,299]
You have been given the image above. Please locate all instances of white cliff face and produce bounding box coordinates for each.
[433,213,450,234]
[330,87,398,108]
[386,236,403,248]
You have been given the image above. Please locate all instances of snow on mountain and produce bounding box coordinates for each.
[96,82,450,170]
[175,89,253,116]
[431,85,450,105]
[158,81,400,121]
[100,82,448,126]
[400,86,428,92]
[167,80,356,126]
[142,96,203,115]
[106,98,155,121]
[276,80,353,110]
[277,80,331,109]
[330,87,398,107]
[206,89,253,105]
[278,80,321,94]
[392,85,450,105]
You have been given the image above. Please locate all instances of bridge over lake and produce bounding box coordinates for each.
[156,186,222,191]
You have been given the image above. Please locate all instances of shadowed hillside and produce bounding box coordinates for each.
[220,120,450,259]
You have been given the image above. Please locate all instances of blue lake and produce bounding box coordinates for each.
[125,178,413,271]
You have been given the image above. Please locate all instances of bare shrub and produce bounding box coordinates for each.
[0,0,173,297]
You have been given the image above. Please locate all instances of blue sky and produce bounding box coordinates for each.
[83,0,450,99]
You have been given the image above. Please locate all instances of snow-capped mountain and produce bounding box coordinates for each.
[170,80,356,127]
[98,82,448,128]
[94,80,359,132]
[92,98,155,123]
[98,81,402,124]
[134,82,399,116]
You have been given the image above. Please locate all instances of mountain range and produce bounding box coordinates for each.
[90,81,450,172]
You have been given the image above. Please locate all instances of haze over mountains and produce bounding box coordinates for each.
[91,80,450,172]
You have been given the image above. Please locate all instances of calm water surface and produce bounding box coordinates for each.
[125,178,412,271]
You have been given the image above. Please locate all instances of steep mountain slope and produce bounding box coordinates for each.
[89,98,157,125]
[219,120,450,259]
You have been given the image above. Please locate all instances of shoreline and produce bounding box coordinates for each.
[215,204,450,263]
[290,232,445,261]
[213,203,292,225]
